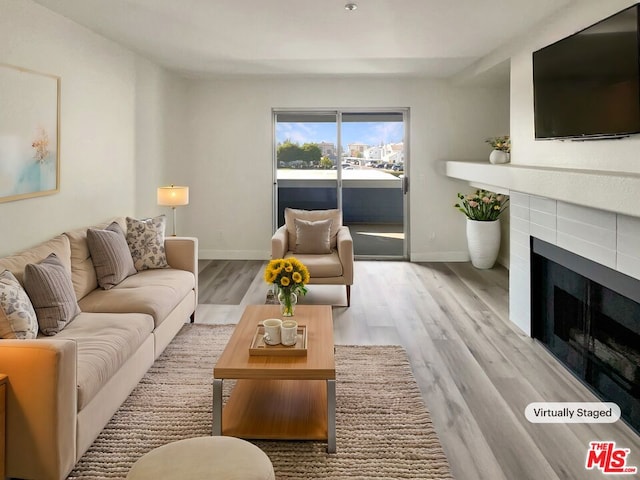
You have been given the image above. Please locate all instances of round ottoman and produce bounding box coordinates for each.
[126,436,275,480]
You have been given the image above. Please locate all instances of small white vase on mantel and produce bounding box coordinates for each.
[466,218,501,269]
[489,149,510,164]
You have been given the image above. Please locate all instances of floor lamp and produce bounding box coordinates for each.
[157,184,189,236]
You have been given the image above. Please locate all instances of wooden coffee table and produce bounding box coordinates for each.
[213,304,336,453]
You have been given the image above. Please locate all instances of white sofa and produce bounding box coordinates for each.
[0,217,198,480]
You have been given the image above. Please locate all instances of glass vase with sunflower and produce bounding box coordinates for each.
[264,257,310,316]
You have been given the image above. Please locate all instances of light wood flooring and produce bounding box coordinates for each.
[195,260,640,480]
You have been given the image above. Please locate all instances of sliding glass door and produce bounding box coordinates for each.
[274,112,339,226]
[273,109,408,259]
[341,112,406,258]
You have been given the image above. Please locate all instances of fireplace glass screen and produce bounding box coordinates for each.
[531,238,640,433]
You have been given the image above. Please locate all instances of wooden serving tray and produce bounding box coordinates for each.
[250,325,307,356]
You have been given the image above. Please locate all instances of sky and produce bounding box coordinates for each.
[276,121,404,148]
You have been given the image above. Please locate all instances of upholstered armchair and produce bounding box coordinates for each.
[271,208,354,306]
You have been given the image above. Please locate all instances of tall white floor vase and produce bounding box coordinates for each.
[466,218,501,269]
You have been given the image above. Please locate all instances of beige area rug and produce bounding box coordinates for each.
[68,324,454,479]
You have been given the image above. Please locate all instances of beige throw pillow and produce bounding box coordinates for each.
[0,269,38,339]
[87,222,137,290]
[294,218,333,254]
[126,215,168,271]
[284,208,342,251]
[23,253,81,336]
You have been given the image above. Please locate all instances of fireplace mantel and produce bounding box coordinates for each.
[445,161,640,219]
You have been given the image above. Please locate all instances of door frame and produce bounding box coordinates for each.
[272,107,410,260]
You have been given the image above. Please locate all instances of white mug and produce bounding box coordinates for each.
[262,318,282,345]
[281,320,298,346]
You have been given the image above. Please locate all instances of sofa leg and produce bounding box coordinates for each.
[190,312,195,323]
[346,285,351,307]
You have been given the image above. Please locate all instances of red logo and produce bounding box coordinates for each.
[585,442,637,474]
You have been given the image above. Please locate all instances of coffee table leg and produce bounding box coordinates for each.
[327,379,336,453]
[213,378,223,436]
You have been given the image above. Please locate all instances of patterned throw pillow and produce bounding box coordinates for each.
[23,253,81,336]
[87,222,137,290]
[0,269,38,339]
[126,215,169,271]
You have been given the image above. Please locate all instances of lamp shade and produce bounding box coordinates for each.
[157,185,189,206]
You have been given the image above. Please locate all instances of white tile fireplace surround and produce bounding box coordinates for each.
[445,161,640,335]
[509,192,640,335]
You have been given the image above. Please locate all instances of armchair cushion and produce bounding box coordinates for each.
[294,218,332,254]
[285,251,343,278]
[285,208,341,250]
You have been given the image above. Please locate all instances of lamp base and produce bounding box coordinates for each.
[171,207,177,236]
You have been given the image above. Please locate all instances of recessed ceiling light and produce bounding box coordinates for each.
[345,3,357,11]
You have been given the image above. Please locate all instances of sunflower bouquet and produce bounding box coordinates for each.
[264,257,310,315]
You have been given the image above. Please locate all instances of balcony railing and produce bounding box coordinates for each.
[276,168,403,226]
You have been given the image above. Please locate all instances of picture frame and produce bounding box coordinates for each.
[0,63,61,203]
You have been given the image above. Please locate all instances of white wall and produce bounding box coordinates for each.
[182,76,509,260]
[0,0,509,262]
[510,0,640,174]
[0,0,184,257]
[0,0,135,256]
[134,57,189,218]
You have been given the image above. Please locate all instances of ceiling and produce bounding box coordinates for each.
[33,0,574,80]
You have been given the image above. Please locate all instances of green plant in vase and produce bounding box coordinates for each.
[455,189,509,269]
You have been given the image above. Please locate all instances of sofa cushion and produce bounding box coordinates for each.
[294,218,332,254]
[54,311,154,410]
[285,208,341,251]
[78,268,195,328]
[87,222,137,290]
[285,251,343,278]
[66,227,99,301]
[0,270,38,339]
[126,216,169,271]
[0,234,71,286]
[23,253,81,335]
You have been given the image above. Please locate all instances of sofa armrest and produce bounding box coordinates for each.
[337,226,354,284]
[0,339,77,480]
[271,226,289,259]
[165,236,199,304]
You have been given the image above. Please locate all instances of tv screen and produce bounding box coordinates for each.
[533,5,640,139]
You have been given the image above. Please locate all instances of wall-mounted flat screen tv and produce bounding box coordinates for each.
[533,4,640,139]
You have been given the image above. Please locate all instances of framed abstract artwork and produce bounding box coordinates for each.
[0,63,60,203]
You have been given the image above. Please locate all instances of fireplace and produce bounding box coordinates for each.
[531,237,640,434]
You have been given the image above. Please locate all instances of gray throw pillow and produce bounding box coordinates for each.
[126,215,168,271]
[87,222,137,290]
[23,253,80,336]
[294,218,333,254]
[0,269,38,339]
